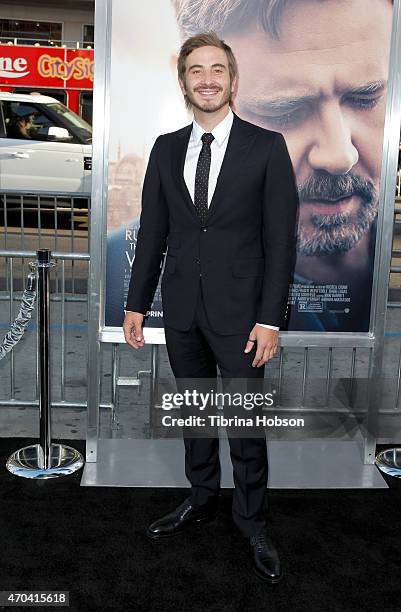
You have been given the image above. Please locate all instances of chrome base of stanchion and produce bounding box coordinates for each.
[6,443,84,479]
[375,447,401,478]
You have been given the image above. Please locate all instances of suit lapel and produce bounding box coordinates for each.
[172,113,257,224]
[173,124,201,222]
[206,114,257,223]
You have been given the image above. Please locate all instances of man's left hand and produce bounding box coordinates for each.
[244,325,279,367]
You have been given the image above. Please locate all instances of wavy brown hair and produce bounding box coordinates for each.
[177,31,238,109]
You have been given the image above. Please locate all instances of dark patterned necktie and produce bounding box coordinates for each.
[194,132,214,223]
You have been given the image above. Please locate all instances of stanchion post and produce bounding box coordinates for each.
[6,249,84,479]
[37,249,52,469]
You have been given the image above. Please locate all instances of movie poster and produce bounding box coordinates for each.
[105,0,393,333]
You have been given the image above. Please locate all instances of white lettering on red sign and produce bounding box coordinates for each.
[0,56,29,78]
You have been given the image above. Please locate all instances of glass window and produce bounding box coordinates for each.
[0,19,62,45]
[83,24,94,46]
[80,92,93,125]
[0,102,6,137]
[1,101,74,142]
[47,102,92,143]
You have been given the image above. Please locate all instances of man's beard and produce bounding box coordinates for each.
[297,171,378,256]
[184,82,232,113]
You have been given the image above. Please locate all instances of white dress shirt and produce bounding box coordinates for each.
[184,108,279,332]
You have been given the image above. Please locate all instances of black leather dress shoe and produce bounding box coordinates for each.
[250,530,283,583]
[146,497,218,539]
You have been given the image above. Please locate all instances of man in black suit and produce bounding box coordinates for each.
[123,32,298,583]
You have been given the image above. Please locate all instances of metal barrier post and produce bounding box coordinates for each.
[38,248,52,468]
[6,249,84,479]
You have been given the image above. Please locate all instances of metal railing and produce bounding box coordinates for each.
[0,191,92,412]
[0,37,93,49]
[1,189,401,443]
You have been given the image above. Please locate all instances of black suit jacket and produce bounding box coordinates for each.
[126,113,299,334]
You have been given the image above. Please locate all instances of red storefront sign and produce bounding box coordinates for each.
[0,45,93,90]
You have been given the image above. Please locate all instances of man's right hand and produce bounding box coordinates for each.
[123,311,145,349]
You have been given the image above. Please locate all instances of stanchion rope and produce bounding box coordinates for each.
[0,272,37,361]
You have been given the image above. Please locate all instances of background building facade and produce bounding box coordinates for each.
[0,0,94,120]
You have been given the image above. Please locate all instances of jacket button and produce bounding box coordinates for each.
[201,227,208,232]
[195,258,200,263]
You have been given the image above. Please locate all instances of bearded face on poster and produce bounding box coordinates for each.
[105,0,393,331]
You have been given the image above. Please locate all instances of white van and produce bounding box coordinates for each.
[0,92,92,194]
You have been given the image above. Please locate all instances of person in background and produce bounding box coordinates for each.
[172,0,393,332]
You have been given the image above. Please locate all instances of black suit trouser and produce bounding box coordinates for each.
[164,281,268,537]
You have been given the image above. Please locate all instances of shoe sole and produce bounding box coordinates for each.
[253,567,284,584]
[145,513,217,540]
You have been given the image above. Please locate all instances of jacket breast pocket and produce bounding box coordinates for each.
[232,257,264,278]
